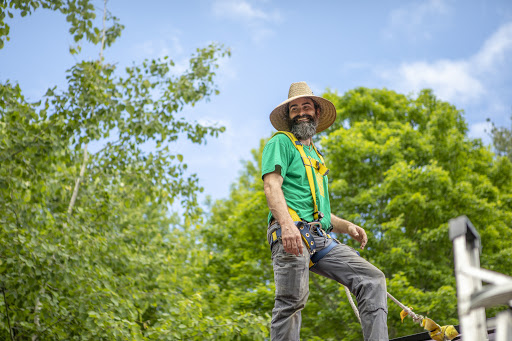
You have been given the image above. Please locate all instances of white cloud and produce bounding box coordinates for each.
[384,0,449,40]
[212,0,281,22]
[473,22,512,72]
[135,34,184,60]
[213,0,278,21]
[389,0,448,25]
[380,21,512,104]
[468,121,492,145]
[212,0,281,42]
[381,59,484,103]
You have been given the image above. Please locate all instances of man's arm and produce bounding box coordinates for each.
[263,169,303,256]
[330,214,368,250]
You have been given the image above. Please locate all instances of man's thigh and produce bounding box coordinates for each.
[267,222,311,298]
[271,240,310,300]
[310,243,383,289]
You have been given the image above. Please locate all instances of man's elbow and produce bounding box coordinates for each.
[263,172,282,196]
[263,177,275,196]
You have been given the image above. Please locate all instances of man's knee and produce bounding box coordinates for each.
[373,268,386,288]
[368,267,387,298]
[363,263,386,285]
[355,265,388,310]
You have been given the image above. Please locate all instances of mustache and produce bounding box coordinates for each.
[291,114,315,125]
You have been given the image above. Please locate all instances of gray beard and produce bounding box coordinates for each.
[290,118,318,141]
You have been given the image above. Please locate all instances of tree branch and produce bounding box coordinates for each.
[31,288,45,341]
[2,288,15,341]
[99,0,107,60]
[67,0,108,217]
[67,144,88,215]
[34,315,69,340]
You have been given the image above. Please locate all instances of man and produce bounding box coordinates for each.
[262,81,389,341]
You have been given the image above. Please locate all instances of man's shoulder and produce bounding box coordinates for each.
[267,132,295,145]
[262,133,296,159]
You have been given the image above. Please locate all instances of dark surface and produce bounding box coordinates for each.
[448,215,481,252]
[390,325,460,341]
[390,323,500,341]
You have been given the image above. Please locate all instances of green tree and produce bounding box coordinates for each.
[487,115,512,162]
[322,87,512,338]
[202,87,512,340]
[0,0,272,339]
[0,0,122,50]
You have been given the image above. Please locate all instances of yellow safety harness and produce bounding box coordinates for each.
[271,131,329,223]
[269,131,337,268]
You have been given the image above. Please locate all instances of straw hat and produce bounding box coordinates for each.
[269,81,337,133]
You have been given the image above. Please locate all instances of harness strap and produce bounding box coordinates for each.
[270,221,338,268]
[272,131,329,221]
[287,207,301,222]
[271,221,316,253]
[310,239,337,266]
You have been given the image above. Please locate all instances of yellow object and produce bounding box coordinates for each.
[400,309,409,323]
[287,206,301,222]
[442,325,459,339]
[421,318,459,341]
[273,131,329,222]
[422,318,440,332]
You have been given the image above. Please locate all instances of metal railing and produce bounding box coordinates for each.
[449,216,512,341]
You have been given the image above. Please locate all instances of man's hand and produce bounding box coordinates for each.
[346,223,368,250]
[281,222,303,256]
[331,214,368,250]
[263,171,304,256]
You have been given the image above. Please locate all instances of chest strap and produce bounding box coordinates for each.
[272,131,329,222]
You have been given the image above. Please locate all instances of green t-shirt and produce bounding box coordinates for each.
[261,133,332,231]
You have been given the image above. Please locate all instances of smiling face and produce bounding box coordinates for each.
[288,97,319,123]
[288,97,320,141]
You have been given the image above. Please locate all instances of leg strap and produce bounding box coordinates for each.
[310,239,337,266]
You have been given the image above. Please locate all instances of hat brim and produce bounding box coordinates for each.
[269,95,337,133]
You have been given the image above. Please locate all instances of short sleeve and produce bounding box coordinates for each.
[261,134,291,180]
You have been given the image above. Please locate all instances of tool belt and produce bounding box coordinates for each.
[270,220,339,268]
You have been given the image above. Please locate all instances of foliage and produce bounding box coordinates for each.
[487,115,512,163]
[0,0,257,339]
[203,87,512,340]
[0,0,123,50]
[3,2,511,339]
[322,87,512,338]
[202,141,274,320]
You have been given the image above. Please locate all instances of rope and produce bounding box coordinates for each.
[343,285,361,324]
[342,287,459,340]
[343,289,423,326]
[386,292,424,324]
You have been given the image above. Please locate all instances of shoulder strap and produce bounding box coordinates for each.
[272,131,329,221]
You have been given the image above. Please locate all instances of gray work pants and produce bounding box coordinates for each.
[267,222,389,341]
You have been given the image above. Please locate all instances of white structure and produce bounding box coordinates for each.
[449,216,512,341]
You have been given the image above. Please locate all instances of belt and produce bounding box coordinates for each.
[269,220,338,268]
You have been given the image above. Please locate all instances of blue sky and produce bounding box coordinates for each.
[2,0,512,204]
